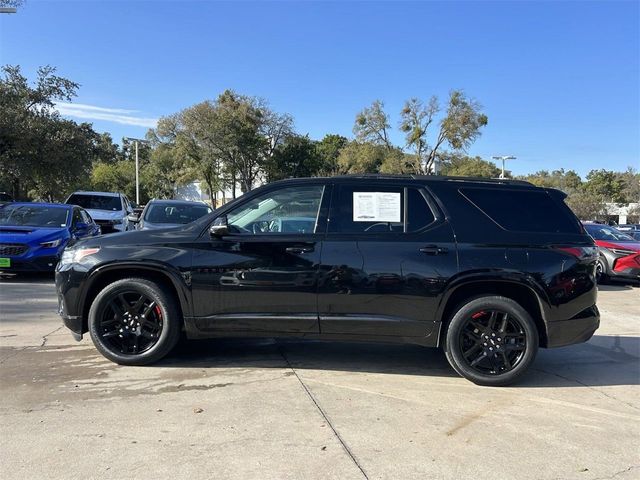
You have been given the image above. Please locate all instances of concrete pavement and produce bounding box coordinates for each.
[1,275,638,479]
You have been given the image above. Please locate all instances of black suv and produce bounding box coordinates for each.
[55,175,600,386]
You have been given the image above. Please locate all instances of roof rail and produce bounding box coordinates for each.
[330,173,533,186]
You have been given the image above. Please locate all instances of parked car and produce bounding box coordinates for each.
[583,223,640,283]
[65,191,135,234]
[616,224,640,232]
[0,202,100,272]
[130,199,212,230]
[0,192,14,205]
[56,175,600,386]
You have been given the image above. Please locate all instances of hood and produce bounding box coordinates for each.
[596,240,640,252]
[73,224,195,249]
[0,226,69,245]
[86,208,124,220]
[141,222,185,231]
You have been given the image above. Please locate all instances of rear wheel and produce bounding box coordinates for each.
[444,296,539,386]
[88,278,181,365]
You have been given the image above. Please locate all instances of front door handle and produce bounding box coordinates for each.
[420,245,448,255]
[285,246,314,254]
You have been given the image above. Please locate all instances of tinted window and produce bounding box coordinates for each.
[459,188,581,233]
[226,185,324,235]
[407,188,436,232]
[145,203,212,224]
[0,205,69,227]
[67,194,122,211]
[329,185,435,234]
[80,210,92,224]
[330,185,404,234]
[72,209,83,226]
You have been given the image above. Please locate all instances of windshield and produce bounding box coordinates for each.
[0,205,69,228]
[584,224,635,242]
[144,203,212,224]
[67,194,122,211]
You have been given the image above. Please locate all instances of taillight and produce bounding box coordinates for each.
[555,246,598,259]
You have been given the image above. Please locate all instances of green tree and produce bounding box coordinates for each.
[337,141,387,174]
[353,100,393,150]
[142,144,192,199]
[316,134,348,175]
[0,65,95,199]
[566,190,607,221]
[439,153,503,178]
[91,160,138,201]
[265,135,323,182]
[353,91,488,174]
[583,169,625,203]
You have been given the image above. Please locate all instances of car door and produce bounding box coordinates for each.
[318,182,457,338]
[190,182,330,334]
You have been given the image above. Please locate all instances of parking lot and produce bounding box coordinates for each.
[0,276,638,480]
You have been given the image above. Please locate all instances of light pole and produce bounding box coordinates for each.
[124,137,149,205]
[492,155,516,179]
[0,8,17,13]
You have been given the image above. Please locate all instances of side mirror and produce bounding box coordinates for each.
[210,216,229,238]
[209,225,229,237]
[74,222,88,231]
[127,213,140,223]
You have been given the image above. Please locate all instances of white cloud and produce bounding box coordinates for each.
[55,102,158,128]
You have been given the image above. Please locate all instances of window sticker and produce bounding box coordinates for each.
[353,192,401,222]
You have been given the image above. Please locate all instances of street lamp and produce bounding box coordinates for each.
[492,155,516,179]
[0,7,17,13]
[124,137,149,205]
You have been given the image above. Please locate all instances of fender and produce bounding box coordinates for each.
[435,270,551,325]
[78,260,193,320]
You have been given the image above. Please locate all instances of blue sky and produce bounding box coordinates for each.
[1,0,638,177]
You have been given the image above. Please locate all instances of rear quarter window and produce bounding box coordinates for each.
[459,187,581,234]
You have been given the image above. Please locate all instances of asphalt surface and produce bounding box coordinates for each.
[0,274,639,480]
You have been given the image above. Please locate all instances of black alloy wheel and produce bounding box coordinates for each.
[458,310,526,375]
[445,296,539,386]
[98,290,163,355]
[88,278,181,365]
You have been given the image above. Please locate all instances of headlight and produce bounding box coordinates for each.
[609,248,636,256]
[40,239,63,248]
[60,247,100,264]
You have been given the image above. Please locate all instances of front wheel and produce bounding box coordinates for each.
[444,296,539,386]
[595,257,609,284]
[88,278,181,365]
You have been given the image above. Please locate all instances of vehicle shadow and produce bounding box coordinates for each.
[0,272,55,283]
[159,334,639,388]
[598,281,640,291]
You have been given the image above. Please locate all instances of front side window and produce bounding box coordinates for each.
[225,185,325,235]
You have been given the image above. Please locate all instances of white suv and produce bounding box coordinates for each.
[65,191,135,234]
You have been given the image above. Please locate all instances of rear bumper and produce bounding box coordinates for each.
[546,305,600,348]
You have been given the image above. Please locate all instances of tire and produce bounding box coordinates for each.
[88,278,181,365]
[595,257,609,284]
[444,296,539,387]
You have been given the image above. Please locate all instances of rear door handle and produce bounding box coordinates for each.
[285,246,314,254]
[420,245,448,255]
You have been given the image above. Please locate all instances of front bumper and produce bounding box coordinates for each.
[546,305,600,348]
[55,264,88,341]
[0,254,60,272]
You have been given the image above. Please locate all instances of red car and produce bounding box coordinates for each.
[583,223,640,283]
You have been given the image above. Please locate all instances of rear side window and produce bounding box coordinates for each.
[329,185,435,234]
[459,187,581,233]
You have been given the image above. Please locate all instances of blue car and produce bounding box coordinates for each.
[0,202,101,272]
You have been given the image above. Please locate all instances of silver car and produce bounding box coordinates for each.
[131,199,212,230]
